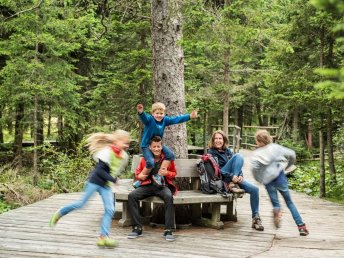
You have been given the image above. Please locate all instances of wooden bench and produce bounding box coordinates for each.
[113,155,241,229]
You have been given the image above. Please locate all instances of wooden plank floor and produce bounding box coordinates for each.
[1,150,344,257]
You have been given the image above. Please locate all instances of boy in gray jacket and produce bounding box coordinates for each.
[251,129,309,236]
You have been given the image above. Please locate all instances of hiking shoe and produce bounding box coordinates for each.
[49,211,61,228]
[228,182,245,194]
[298,224,309,236]
[132,180,141,189]
[127,226,143,239]
[152,174,165,186]
[273,209,282,228]
[97,236,118,248]
[163,229,175,242]
[252,216,264,231]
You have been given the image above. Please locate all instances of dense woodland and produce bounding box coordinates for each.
[0,0,343,212]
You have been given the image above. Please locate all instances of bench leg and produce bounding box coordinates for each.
[118,201,132,227]
[221,201,237,222]
[193,203,224,229]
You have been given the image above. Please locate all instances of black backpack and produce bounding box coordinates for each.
[197,154,230,197]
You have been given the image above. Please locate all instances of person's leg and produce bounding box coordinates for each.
[96,185,118,247]
[155,186,176,241]
[127,185,156,238]
[239,179,259,218]
[220,153,244,181]
[49,182,97,227]
[98,185,115,237]
[239,179,264,231]
[274,174,304,226]
[60,182,97,215]
[159,145,174,174]
[133,148,154,188]
[265,181,282,228]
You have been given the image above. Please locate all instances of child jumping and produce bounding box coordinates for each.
[251,129,309,236]
[133,102,197,188]
[49,130,131,247]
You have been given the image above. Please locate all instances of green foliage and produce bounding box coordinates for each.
[289,159,344,202]
[278,139,312,160]
[39,143,93,192]
[333,127,344,152]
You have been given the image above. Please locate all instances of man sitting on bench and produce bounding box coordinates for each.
[127,136,178,241]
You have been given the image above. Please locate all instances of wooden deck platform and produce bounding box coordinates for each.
[1,150,344,257]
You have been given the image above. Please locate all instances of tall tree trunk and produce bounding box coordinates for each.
[306,119,312,150]
[222,49,230,137]
[57,114,63,146]
[151,0,187,159]
[292,107,299,143]
[0,109,3,143]
[326,107,336,184]
[319,128,326,198]
[33,94,39,185]
[47,104,51,139]
[13,102,25,168]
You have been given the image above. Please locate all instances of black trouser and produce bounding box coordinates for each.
[128,184,175,229]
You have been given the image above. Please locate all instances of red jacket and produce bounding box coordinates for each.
[135,155,178,195]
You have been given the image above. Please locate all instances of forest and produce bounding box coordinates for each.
[0,0,343,213]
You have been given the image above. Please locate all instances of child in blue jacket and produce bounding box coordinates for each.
[134,102,197,188]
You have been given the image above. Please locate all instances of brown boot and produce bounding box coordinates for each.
[228,182,245,194]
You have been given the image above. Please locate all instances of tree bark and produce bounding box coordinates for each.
[13,102,25,168]
[222,49,230,137]
[319,129,326,198]
[326,107,336,184]
[292,107,299,142]
[0,109,3,143]
[151,0,187,159]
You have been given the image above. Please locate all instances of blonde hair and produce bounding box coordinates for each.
[208,130,229,150]
[151,102,166,113]
[86,129,130,154]
[255,129,273,146]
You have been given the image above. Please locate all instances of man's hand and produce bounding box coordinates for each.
[190,110,198,119]
[137,173,148,180]
[137,103,144,114]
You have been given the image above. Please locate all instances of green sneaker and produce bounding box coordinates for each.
[49,211,61,228]
[97,236,118,248]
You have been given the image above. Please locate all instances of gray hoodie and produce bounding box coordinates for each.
[251,143,296,185]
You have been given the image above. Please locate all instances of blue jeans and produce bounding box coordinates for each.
[220,153,259,218]
[239,180,260,218]
[265,172,304,226]
[142,145,175,168]
[220,153,244,183]
[59,182,115,236]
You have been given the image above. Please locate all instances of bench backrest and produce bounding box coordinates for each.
[131,155,199,177]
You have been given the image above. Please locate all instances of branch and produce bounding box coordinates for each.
[4,0,44,21]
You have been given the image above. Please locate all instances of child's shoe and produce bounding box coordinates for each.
[97,236,118,248]
[49,211,61,228]
[252,216,264,231]
[152,174,165,186]
[298,224,309,236]
[132,180,141,189]
[273,208,282,228]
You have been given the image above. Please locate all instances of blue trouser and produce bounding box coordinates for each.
[265,172,304,226]
[59,182,115,236]
[220,153,244,183]
[220,153,260,218]
[142,145,174,168]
